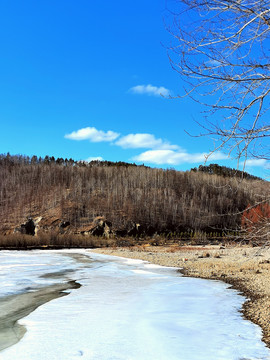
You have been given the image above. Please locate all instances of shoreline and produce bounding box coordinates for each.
[92,245,270,349]
[0,280,81,352]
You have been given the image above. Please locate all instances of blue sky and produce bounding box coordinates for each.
[0,0,268,178]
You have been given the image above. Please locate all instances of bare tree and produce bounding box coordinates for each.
[166,0,270,161]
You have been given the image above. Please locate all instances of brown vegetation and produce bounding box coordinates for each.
[0,154,269,245]
[241,202,270,245]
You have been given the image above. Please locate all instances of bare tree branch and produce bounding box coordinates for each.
[166,0,270,160]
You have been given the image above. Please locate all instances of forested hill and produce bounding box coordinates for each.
[0,154,268,239]
[191,164,262,181]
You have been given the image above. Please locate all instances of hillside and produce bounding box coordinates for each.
[191,163,262,181]
[0,154,268,243]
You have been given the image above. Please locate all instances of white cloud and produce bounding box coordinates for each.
[115,133,179,150]
[65,127,120,142]
[64,126,229,167]
[129,84,170,97]
[208,152,230,161]
[86,156,104,162]
[133,150,227,165]
[240,159,269,168]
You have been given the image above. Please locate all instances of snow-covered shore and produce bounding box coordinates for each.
[1,249,270,359]
[93,245,270,349]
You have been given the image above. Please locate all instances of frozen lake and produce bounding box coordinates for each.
[0,249,270,360]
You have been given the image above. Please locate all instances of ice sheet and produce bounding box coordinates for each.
[0,250,81,297]
[1,250,270,360]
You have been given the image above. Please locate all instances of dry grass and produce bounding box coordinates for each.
[0,233,123,249]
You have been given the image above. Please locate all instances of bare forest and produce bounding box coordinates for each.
[0,154,268,246]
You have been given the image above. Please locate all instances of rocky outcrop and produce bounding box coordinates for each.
[115,222,156,237]
[59,221,70,234]
[78,217,112,238]
[13,215,155,238]
[14,218,36,236]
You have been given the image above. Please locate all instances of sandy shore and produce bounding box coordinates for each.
[92,244,270,348]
